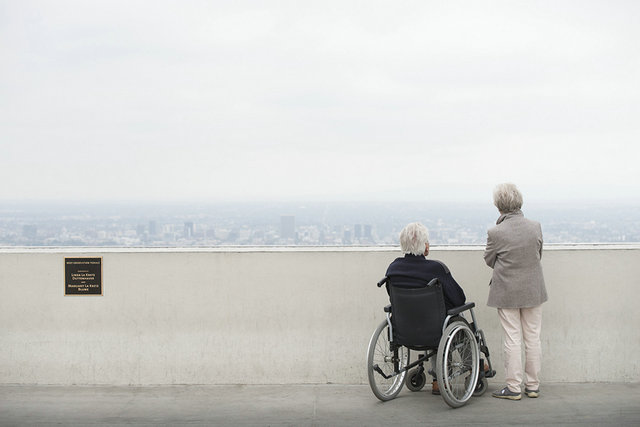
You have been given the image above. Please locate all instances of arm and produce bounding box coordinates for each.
[442,270,466,308]
[538,223,544,260]
[484,229,497,268]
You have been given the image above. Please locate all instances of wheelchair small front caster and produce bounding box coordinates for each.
[473,377,488,396]
[405,368,427,392]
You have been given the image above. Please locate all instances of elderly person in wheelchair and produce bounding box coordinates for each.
[385,222,466,396]
[367,222,495,408]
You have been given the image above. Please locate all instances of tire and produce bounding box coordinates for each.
[435,321,480,408]
[473,377,489,396]
[367,320,408,401]
[466,359,489,396]
[405,368,427,392]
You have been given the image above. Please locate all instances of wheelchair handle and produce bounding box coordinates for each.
[377,276,388,287]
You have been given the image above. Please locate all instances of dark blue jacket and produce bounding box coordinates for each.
[385,254,466,310]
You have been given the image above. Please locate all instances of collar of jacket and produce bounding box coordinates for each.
[404,253,426,259]
[496,209,524,225]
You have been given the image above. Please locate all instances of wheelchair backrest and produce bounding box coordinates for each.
[388,277,447,348]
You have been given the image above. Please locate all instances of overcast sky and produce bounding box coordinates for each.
[2,0,639,204]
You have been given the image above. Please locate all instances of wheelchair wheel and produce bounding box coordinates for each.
[473,377,488,396]
[367,320,408,401]
[466,359,489,396]
[405,368,427,392]
[436,321,480,408]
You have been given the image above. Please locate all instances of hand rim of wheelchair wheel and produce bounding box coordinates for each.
[435,321,480,408]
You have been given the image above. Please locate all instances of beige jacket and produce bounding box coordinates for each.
[484,210,548,308]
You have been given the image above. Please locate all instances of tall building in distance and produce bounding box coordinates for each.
[343,229,352,244]
[364,224,372,240]
[280,215,295,241]
[148,220,157,237]
[354,224,362,240]
[184,222,195,239]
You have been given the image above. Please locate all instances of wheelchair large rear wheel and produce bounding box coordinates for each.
[435,320,480,408]
[367,320,408,401]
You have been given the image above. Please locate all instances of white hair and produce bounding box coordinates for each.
[493,182,523,213]
[399,222,429,256]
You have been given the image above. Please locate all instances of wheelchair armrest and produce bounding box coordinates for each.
[377,276,389,287]
[384,304,392,313]
[447,302,475,316]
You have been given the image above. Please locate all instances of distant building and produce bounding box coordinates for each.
[148,220,157,236]
[354,224,362,239]
[364,224,372,239]
[281,215,295,240]
[184,222,194,238]
[206,228,216,239]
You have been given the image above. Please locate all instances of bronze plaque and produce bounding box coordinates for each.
[65,257,103,296]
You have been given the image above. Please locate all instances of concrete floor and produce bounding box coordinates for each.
[1,383,639,426]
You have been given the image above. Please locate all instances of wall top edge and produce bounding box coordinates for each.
[0,243,638,254]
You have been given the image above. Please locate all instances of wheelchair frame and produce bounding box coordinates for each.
[367,277,496,408]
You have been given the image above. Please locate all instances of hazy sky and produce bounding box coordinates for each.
[2,1,639,203]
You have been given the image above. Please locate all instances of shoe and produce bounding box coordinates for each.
[525,388,540,398]
[491,386,521,400]
[432,380,440,395]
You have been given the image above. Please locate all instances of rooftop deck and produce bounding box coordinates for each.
[1,383,639,426]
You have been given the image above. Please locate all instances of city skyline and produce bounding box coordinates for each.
[2,200,638,247]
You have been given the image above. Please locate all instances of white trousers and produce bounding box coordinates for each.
[497,306,543,393]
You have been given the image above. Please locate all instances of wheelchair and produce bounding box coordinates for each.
[367,277,495,408]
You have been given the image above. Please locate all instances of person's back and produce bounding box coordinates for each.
[484,183,547,401]
[485,210,546,309]
[386,254,465,311]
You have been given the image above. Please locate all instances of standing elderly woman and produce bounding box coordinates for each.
[484,183,548,400]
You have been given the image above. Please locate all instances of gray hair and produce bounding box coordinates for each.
[493,183,523,213]
[399,222,429,256]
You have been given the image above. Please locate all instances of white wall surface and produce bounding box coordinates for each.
[0,246,638,385]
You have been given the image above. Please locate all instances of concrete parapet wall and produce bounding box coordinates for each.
[0,246,638,385]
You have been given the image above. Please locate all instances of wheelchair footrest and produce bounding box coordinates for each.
[372,364,393,380]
